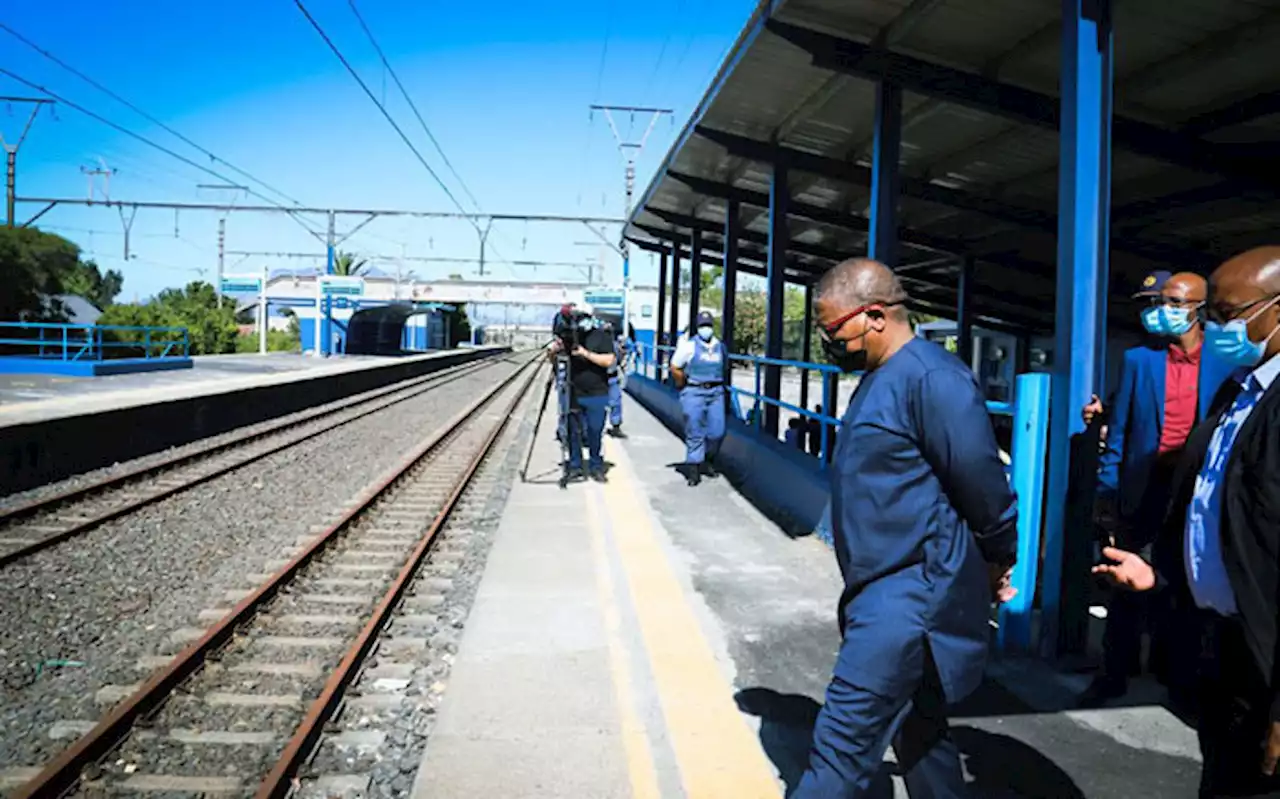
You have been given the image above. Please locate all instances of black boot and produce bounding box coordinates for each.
[698,461,718,478]
[677,463,701,486]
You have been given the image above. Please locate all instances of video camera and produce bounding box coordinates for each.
[552,304,613,351]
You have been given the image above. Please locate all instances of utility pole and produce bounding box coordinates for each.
[81,160,117,201]
[590,104,672,330]
[2,96,53,227]
[477,218,493,277]
[198,183,246,305]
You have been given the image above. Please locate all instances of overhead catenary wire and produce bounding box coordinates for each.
[0,22,307,210]
[344,0,485,216]
[0,69,324,239]
[290,0,482,238]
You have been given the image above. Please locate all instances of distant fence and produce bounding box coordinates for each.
[0,322,191,362]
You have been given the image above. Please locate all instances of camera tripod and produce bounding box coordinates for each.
[520,350,580,489]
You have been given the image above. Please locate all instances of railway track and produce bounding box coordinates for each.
[0,354,514,569]
[4,354,542,798]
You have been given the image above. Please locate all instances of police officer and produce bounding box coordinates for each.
[670,311,726,486]
[606,329,628,438]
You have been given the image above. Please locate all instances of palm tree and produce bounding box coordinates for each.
[332,251,369,277]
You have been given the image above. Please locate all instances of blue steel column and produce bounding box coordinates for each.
[764,156,789,436]
[957,256,975,368]
[1043,0,1114,658]
[868,82,903,267]
[689,228,703,331]
[322,210,336,358]
[668,237,681,361]
[655,247,668,369]
[721,201,739,350]
[800,282,814,410]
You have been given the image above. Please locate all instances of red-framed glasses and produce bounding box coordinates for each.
[818,303,881,341]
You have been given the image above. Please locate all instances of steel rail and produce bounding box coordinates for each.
[257,358,543,798]
[10,353,540,799]
[0,355,505,569]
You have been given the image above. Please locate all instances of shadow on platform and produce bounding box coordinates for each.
[736,685,1088,798]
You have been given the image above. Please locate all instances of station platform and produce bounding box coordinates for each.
[0,350,495,428]
[413,393,1204,798]
[0,347,505,495]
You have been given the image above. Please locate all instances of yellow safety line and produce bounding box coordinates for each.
[585,488,662,799]
[600,439,781,799]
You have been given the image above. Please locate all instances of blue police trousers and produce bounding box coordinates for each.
[607,375,623,427]
[679,385,725,465]
[793,647,966,798]
[567,394,609,471]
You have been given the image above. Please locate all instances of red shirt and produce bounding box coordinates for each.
[1158,342,1201,455]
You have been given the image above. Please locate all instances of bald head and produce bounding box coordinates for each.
[1166,272,1207,302]
[1213,247,1280,298]
[816,258,909,318]
[1208,246,1280,360]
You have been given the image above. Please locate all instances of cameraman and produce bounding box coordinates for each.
[550,303,615,482]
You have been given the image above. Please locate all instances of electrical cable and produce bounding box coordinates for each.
[0,23,307,209]
[291,0,480,236]
[0,68,324,238]
[345,0,485,216]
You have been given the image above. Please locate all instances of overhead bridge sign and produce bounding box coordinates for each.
[319,276,364,297]
[584,288,624,315]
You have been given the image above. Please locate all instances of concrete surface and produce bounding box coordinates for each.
[0,348,505,494]
[416,393,1205,798]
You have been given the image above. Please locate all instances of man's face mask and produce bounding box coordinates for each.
[697,325,714,341]
[819,305,877,373]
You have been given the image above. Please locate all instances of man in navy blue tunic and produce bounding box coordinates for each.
[794,258,1019,798]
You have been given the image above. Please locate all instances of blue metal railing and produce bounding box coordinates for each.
[0,322,192,362]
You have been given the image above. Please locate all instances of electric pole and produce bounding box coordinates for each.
[2,96,53,227]
[197,183,247,305]
[81,159,116,202]
[590,104,672,327]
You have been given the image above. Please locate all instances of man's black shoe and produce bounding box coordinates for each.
[676,463,701,487]
[1077,675,1127,708]
[589,468,608,483]
[698,461,718,478]
[566,467,585,483]
[607,426,628,439]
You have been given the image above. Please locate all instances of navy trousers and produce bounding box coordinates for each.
[567,394,609,471]
[679,385,725,464]
[793,647,967,798]
[607,375,623,427]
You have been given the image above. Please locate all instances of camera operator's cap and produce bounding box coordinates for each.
[695,310,714,327]
[577,301,594,315]
[1133,270,1173,297]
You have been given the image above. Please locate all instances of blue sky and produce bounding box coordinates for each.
[3,0,755,300]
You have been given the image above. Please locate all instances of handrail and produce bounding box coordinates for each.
[0,321,192,361]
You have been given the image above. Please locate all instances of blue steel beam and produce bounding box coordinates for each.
[668,233,681,350]
[764,18,1280,192]
[869,82,903,267]
[1044,0,1114,659]
[722,200,740,355]
[655,246,668,366]
[765,158,789,436]
[689,128,1217,268]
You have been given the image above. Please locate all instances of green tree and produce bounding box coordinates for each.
[0,226,84,320]
[61,259,124,309]
[99,281,238,356]
[444,307,471,347]
[332,251,369,277]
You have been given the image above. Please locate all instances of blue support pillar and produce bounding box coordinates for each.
[957,256,975,369]
[668,238,681,374]
[655,247,668,367]
[322,210,336,358]
[1043,0,1114,658]
[689,228,702,331]
[764,156,789,436]
[869,82,903,267]
[721,201,739,350]
[800,282,814,411]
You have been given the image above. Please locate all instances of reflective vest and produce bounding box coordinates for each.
[685,337,724,385]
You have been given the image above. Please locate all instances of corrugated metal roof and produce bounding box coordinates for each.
[626,0,1280,332]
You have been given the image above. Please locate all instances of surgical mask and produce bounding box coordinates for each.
[822,330,868,373]
[1140,306,1162,335]
[1205,296,1280,367]
[697,325,714,342]
[1158,305,1196,336]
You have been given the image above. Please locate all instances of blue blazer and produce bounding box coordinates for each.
[1098,343,1234,520]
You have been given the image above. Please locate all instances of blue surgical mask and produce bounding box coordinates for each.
[1205,296,1280,367]
[697,325,714,342]
[1158,305,1196,336]
[1140,306,1162,334]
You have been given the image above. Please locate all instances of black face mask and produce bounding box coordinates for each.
[822,336,867,373]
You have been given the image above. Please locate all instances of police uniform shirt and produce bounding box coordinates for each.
[671,334,722,378]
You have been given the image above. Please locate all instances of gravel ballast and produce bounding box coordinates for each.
[0,358,525,772]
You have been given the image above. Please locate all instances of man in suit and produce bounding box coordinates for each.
[795,258,1017,797]
[1095,247,1280,797]
[1081,270,1234,706]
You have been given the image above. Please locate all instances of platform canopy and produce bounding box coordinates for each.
[625,0,1280,334]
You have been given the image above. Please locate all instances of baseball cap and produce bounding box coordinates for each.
[577,301,595,316]
[695,310,714,327]
[1133,270,1173,298]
